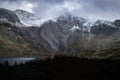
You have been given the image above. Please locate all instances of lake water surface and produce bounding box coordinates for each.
[0,57,36,66]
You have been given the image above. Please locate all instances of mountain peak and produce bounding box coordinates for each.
[15,9,41,26]
[15,9,39,20]
[57,13,86,23]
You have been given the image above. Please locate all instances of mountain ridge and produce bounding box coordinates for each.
[0,8,120,58]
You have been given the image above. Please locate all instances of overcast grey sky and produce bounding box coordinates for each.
[0,0,120,21]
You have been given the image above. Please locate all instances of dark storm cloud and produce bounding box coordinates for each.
[0,0,120,21]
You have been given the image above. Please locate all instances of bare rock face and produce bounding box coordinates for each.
[15,9,41,26]
[91,23,118,36]
[0,8,20,23]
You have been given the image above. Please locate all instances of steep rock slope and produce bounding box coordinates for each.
[15,9,41,26]
[0,22,49,57]
[0,8,20,23]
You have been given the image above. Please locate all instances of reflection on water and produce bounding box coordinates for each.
[0,57,36,66]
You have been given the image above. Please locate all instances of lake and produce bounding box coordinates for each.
[0,57,36,66]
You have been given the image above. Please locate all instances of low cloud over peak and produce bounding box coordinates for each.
[0,0,120,21]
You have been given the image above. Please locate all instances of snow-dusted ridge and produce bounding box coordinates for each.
[15,9,42,27]
[83,19,117,32]
[0,8,118,30]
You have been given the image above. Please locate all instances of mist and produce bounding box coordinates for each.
[0,0,120,21]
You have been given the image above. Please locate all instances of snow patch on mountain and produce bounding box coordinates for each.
[15,9,42,27]
[83,19,117,33]
[22,20,41,26]
[70,25,81,32]
[83,20,96,27]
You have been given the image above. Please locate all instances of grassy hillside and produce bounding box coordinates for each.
[0,23,50,57]
[0,22,120,58]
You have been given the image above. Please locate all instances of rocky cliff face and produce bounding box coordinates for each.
[15,9,41,26]
[0,8,120,58]
[0,8,20,23]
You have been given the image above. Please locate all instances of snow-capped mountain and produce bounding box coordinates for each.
[0,8,120,58]
[83,19,117,33]
[0,8,24,27]
[15,9,41,26]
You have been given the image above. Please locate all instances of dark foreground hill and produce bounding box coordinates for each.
[0,56,120,80]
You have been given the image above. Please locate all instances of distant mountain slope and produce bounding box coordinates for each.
[15,9,41,26]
